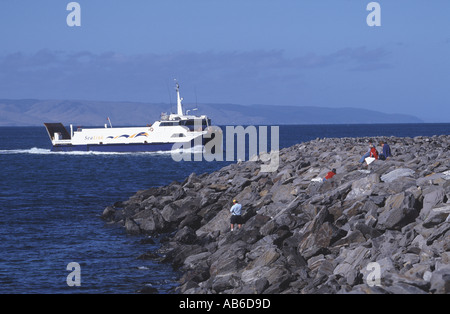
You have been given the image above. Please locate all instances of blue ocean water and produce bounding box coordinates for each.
[0,123,449,294]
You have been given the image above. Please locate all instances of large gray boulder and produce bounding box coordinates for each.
[381,168,415,183]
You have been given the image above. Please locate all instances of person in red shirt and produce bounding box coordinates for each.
[359,141,379,165]
[323,168,336,181]
[369,145,379,160]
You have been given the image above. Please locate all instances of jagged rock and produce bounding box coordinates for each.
[333,246,371,278]
[423,205,450,228]
[345,173,380,200]
[332,229,366,247]
[209,241,247,277]
[195,208,230,237]
[377,192,418,230]
[426,223,450,246]
[247,246,281,268]
[132,208,167,234]
[124,218,141,234]
[381,168,415,183]
[162,244,206,269]
[417,173,448,186]
[161,197,199,224]
[271,184,296,204]
[429,268,450,294]
[421,187,446,221]
[101,206,116,221]
[174,226,198,244]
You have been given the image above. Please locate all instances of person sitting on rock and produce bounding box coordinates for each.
[370,145,379,160]
[378,141,392,160]
[323,168,336,182]
[359,141,374,163]
[230,199,243,231]
[359,141,378,164]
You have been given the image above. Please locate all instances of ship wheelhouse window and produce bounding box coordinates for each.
[160,121,180,127]
[171,133,186,138]
[180,118,210,130]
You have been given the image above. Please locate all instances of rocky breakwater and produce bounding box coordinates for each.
[102,135,450,294]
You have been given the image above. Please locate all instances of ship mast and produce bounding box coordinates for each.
[176,82,184,116]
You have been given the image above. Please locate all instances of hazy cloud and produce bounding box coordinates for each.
[0,46,392,103]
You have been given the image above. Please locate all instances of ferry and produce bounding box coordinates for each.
[44,83,213,152]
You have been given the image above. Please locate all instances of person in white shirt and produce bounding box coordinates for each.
[230,199,243,231]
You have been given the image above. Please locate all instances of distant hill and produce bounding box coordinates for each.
[0,99,423,126]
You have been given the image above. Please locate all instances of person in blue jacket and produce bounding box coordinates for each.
[379,141,392,160]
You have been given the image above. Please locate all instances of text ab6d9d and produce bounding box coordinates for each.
[179,298,270,311]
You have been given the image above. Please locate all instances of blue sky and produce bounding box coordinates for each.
[0,0,449,122]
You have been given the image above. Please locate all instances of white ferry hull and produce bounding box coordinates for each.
[44,123,211,153]
[50,137,208,153]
